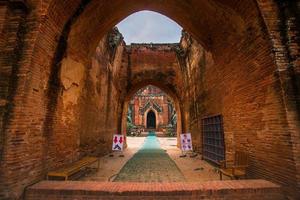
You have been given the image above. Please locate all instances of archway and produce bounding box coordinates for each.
[146,110,156,129]
[121,81,184,148]
[0,1,299,199]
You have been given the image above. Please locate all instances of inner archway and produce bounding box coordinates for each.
[123,84,181,139]
[146,110,156,129]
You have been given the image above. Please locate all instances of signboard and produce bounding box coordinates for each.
[112,134,124,151]
[180,133,193,151]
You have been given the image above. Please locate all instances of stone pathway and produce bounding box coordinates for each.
[113,132,185,182]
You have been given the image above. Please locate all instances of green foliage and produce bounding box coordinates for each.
[166,125,176,137]
[127,121,135,131]
[126,105,136,136]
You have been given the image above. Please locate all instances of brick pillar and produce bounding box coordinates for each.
[0,1,29,199]
[0,0,28,159]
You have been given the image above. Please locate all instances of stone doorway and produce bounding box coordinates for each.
[146,110,156,129]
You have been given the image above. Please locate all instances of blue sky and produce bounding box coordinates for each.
[117,11,182,44]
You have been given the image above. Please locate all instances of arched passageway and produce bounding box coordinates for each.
[0,1,299,199]
[121,81,184,149]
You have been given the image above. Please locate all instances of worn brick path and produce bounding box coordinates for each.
[113,132,185,182]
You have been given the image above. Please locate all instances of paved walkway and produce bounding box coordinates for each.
[113,132,185,182]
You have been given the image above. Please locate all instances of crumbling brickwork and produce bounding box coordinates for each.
[0,0,299,199]
[178,28,299,197]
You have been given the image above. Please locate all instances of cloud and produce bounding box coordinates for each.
[117,11,182,44]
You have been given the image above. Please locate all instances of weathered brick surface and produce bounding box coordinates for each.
[177,1,300,198]
[257,1,300,196]
[24,180,285,200]
[0,0,299,199]
[120,43,184,141]
[178,28,300,196]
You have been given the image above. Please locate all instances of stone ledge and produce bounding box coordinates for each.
[25,179,285,200]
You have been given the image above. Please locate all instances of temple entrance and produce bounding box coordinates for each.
[146,111,156,129]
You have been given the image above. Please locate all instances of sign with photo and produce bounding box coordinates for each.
[112,134,124,151]
[180,133,193,151]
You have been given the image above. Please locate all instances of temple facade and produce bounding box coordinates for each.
[128,85,176,132]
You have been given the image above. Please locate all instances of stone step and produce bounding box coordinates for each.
[25,179,285,200]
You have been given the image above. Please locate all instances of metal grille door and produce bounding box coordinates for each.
[202,115,225,164]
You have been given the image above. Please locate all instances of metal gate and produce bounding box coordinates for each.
[202,115,225,165]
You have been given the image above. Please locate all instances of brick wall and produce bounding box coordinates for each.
[177,1,300,195]
[257,0,300,194]
[0,7,126,198]
[0,1,46,199]
[0,1,27,162]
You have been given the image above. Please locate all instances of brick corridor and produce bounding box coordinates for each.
[113,132,185,182]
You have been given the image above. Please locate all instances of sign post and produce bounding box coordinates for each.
[112,134,124,157]
[180,133,193,157]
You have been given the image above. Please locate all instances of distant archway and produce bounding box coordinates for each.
[146,110,156,129]
[120,81,184,147]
